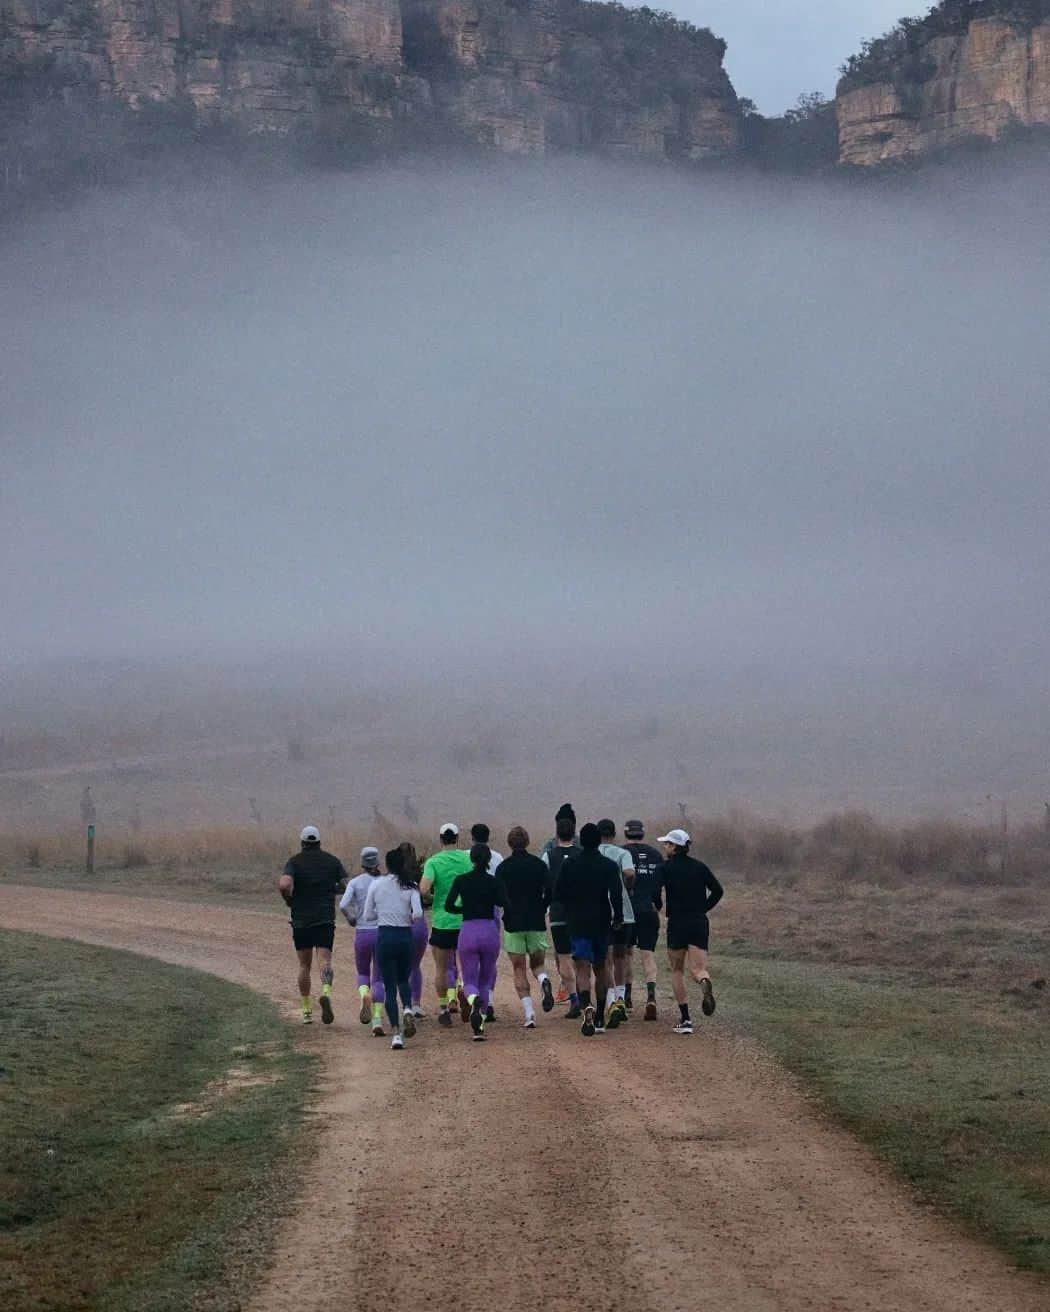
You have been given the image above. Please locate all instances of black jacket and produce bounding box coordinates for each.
[445,869,506,921]
[655,853,723,920]
[498,850,550,933]
[553,848,624,936]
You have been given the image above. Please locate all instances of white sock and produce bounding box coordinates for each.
[522,996,535,1021]
[606,987,616,1009]
[615,984,626,1001]
[537,971,549,986]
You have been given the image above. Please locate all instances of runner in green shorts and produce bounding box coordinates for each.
[498,826,555,1028]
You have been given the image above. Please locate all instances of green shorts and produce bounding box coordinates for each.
[502,929,549,956]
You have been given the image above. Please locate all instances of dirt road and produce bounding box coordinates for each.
[2,883,1044,1312]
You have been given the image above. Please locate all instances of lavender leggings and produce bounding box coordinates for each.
[458,918,500,1009]
[354,927,385,1004]
[411,917,428,1005]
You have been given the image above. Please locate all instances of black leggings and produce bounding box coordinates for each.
[377,926,413,1029]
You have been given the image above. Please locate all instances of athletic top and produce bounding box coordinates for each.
[623,842,664,914]
[655,854,723,921]
[445,869,507,921]
[422,848,472,930]
[363,875,424,928]
[599,842,636,925]
[553,849,624,936]
[498,850,550,933]
[541,840,579,926]
[339,872,379,929]
[488,850,504,874]
[283,847,349,930]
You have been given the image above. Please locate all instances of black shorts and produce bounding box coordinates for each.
[610,922,636,949]
[634,910,660,952]
[429,927,460,950]
[666,916,709,952]
[550,924,572,956]
[292,922,335,951]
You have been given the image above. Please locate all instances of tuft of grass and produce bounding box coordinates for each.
[716,953,1050,1274]
[0,930,316,1312]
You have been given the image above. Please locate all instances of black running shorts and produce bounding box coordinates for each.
[666,916,709,952]
[610,922,637,949]
[550,924,572,956]
[292,922,335,951]
[429,927,460,950]
[634,910,660,952]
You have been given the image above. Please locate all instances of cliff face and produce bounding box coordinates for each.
[837,18,1050,166]
[0,0,740,160]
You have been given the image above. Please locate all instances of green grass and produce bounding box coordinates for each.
[717,951,1050,1273]
[0,930,316,1312]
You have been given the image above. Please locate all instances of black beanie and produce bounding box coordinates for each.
[579,823,600,849]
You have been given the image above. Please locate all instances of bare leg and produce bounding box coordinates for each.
[317,947,333,989]
[528,949,547,984]
[641,949,658,986]
[669,947,687,1004]
[296,947,313,998]
[511,954,530,999]
[556,951,575,995]
[431,945,449,1003]
[687,946,710,984]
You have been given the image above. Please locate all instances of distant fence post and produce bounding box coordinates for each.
[86,824,95,875]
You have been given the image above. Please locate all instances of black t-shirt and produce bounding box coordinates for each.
[656,854,723,921]
[624,842,664,913]
[283,847,349,929]
[445,869,506,921]
[498,850,550,932]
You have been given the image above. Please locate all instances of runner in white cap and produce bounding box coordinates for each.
[420,823,472,1027]
[655,828,724,1035]
[278,826,349,1025]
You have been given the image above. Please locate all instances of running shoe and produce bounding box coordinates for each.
[301,1011,313,1025]
[541,979,555,1013]
[319,995,334,1026]
[459,990,471,1023]
[605,1001,623,1029]
[410,1005,427,1018]
[438,1008,453,1029]
[701,979,716,1016]
[581,1006,596,1037]
[402,1011,417,1039]
[644,1000,658,1021]
[485,1006,497,1023]
[470,998,485,1038]
[359,993,372,1025]
[524,1018,536,1030]
[594,1022,606,1034]
[555,987,570,1005]
[673,1020,693,1035]
[566,1002,582,1019]
[391,1034,404,1050]
[372,1023,386,1037]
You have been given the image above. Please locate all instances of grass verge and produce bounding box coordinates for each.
[0,930,316,1312]
[717,950,1050,1273]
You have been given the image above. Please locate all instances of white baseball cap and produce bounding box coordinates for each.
[439,822,459,837]
[657,828,690,846]
[300,825,321,844]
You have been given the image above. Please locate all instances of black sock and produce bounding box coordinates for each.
[579,989,591,1009]
[647,981,656,1000]
[679,1002,690,1022]
[624,983,632,1003]
[595,998,606,1024]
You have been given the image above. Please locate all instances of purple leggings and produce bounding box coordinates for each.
[458,918,500,1009]
[354,927,385,1004]
[411,918,428,1005]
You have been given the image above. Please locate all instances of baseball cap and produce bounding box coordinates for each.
[624,819,644,838]
[300,825,321,844]
[439,821,459,838]
[657,828,690,846]
[360,846,380,868]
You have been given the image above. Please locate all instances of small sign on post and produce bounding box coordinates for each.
[86,824,95,875]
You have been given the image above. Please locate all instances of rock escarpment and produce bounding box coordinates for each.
[837,15,1050,165]
[0,0,740,160]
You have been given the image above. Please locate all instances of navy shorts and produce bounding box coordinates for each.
[292,922,335,951]
[570,933,610,964]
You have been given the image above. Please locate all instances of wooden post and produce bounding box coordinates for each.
[86,824,95,875]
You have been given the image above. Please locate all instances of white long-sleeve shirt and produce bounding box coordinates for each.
[362,875,424,928]
[339,872,379,928]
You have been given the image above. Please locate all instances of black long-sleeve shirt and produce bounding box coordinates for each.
[498,850,549,933]
[553,848,624,936]
[655,853,723,920]
[445,869,506,921]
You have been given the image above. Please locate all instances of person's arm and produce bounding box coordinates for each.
[419,862,435,906]
[653,865,664,913]
[607,861,624,925]
[444,876,463,916]
[362,882,378,925]
[621,853,636,890]
[339,880,358,926]
[334,860,349,895]
[410,889,424,922]
[278,860,294,907]
[704,868,724,914]
[493,875,507,910]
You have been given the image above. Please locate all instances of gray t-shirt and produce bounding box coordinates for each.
[339,872,379,929]
[362,875,424,928]
[599,842,636,925]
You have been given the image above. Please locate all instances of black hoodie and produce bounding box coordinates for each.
[553,848,624,936]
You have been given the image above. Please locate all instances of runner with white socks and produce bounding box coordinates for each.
[497,826,555,1027]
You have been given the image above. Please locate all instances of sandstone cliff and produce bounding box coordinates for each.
[837,15,1050,166]
[0,0,739,162]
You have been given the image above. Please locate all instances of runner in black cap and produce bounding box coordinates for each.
[623,819,664,1020]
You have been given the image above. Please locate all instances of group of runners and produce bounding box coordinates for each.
[278,803,723,1050]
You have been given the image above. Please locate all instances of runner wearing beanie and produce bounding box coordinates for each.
[597,819,635,1030]
[278,826,349,1025]
[470,822,504,1022]
[445,844,506,1041]
[655,828,724,1035]
[623,820,664,1020]
[399,841,428,1017]
[499,826,554,1027]
[339,846,387,1035]
[421,824,472,1027]
[362,848,424,1050]
[541,804,580,1012]
[553,823,624,1036]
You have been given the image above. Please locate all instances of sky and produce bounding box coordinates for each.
[678,1,915,113]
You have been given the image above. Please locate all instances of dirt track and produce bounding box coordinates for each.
[2,883,1045,1312]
